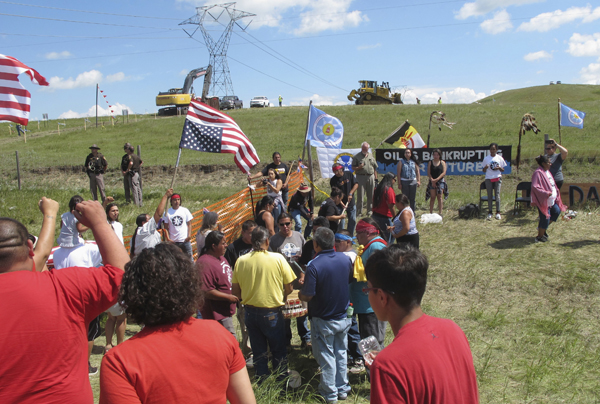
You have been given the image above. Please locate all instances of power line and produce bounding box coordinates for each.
[28,46,205,64]
[0,12,181,30]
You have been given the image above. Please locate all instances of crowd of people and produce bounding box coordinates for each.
[0,139,570,403]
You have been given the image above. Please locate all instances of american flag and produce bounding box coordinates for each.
[0,54,49,126]
[179,98,259,174]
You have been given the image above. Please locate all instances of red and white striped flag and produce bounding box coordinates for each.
[179,98,259,174]
[0,54,49,126]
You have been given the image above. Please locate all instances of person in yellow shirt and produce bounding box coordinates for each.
[232,226,296,382]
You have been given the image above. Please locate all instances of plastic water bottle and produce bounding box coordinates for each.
[346,303,354,318]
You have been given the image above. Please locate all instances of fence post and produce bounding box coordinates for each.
[16,151,21,190]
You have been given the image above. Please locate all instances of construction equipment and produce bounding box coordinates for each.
[156,65,212,116]
[347,80,403,105]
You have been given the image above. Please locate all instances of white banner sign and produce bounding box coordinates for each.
[316,147,364,178]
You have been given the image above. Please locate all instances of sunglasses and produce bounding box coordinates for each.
[279,222,292,227]
[545,147,553,150]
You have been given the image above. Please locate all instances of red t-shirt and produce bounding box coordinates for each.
[196,254,236,320]
[370,314,479,404]
[100,318,245,404]
[372,186,396,217]
[0,265,123,404]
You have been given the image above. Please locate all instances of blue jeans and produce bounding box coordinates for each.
[244,306,288,380]
[311,317,352,401]
[291,209,313,239]
[347,314,363,362]
[537,203,561,230]
[339,204,357,236]
[174,241,193,260]
[285,314,310,344]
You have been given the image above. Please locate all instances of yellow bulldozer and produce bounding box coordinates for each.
[347,80,403,105]
[156,65,212,115]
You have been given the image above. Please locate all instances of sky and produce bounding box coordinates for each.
[1,0,599,121]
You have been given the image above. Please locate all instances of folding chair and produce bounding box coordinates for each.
[513,181,531,214]
[479,181,495,215]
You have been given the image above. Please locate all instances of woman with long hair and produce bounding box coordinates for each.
[100,243,255,404]
[389,194,419,249]
[195,211,221,253]
[255,195,276,236]
[426,148,448,215]
[531,155,567,242]
[195,231,238,335]
[265,168,284,223]
[105,202,124,245]
[371,172,397,244]
[396,148,421,211]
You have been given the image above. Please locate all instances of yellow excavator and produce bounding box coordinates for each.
[156,65,212,115]
[347,80,403,105]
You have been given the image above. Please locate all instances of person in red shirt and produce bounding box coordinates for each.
[365,245,479,404]
[100,243,255,404]
[0,198,129,404]
[371,172,397,244]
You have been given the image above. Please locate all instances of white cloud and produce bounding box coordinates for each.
[289,93,346,106]
[579,60,600,84]
[43,70,128,91]
[179,69,188,76]
[456,0,542,20]
[567,33,600,57]
[480,10,513,34]
[45,51,72,60]
[45,70,102,91]
[403,87,486,104]
[357,43,381,51]
[524,50,552,61]
[518,6,600,32]
[106,72,126,82]
[58,102,133,119]
[178,0,367,35]
[536,70,545,74]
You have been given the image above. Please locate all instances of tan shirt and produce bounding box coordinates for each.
[352,152,377,175]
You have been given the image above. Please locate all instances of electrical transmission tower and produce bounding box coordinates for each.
[180,3,254,98]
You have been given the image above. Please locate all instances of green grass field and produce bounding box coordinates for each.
[2,84,600,403]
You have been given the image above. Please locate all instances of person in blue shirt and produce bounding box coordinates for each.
[300,227,353,402]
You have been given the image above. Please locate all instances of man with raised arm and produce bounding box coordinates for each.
[0,199,129,404]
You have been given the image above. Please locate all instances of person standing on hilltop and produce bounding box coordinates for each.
[84,144,108,203]
[121,142,143,207]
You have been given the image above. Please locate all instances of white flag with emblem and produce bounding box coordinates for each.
[316,147,364,178]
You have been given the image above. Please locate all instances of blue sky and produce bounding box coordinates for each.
[1,0,599,121]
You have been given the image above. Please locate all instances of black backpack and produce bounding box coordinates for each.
[458,203,479,219]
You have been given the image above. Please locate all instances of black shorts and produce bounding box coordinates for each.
[87,316,101,341]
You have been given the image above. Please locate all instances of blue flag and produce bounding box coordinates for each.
[306,104,343,148]
[560,103,586,129]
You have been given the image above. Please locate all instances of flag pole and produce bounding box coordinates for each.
[301,100,313,162]
[427,112,435,147]
[306,140,315,216]
[96,84,99,128]
[557,98,562,144]
[170,148,182,189]
[247,177,256,220]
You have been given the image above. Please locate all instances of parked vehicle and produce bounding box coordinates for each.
[250,96,270,108]
[220,95,243,110]
[347,80,403,105]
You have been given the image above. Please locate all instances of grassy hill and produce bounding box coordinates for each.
[0,83,598,174]
[479,83,600,104]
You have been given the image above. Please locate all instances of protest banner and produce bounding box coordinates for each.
[376,146,512,176]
